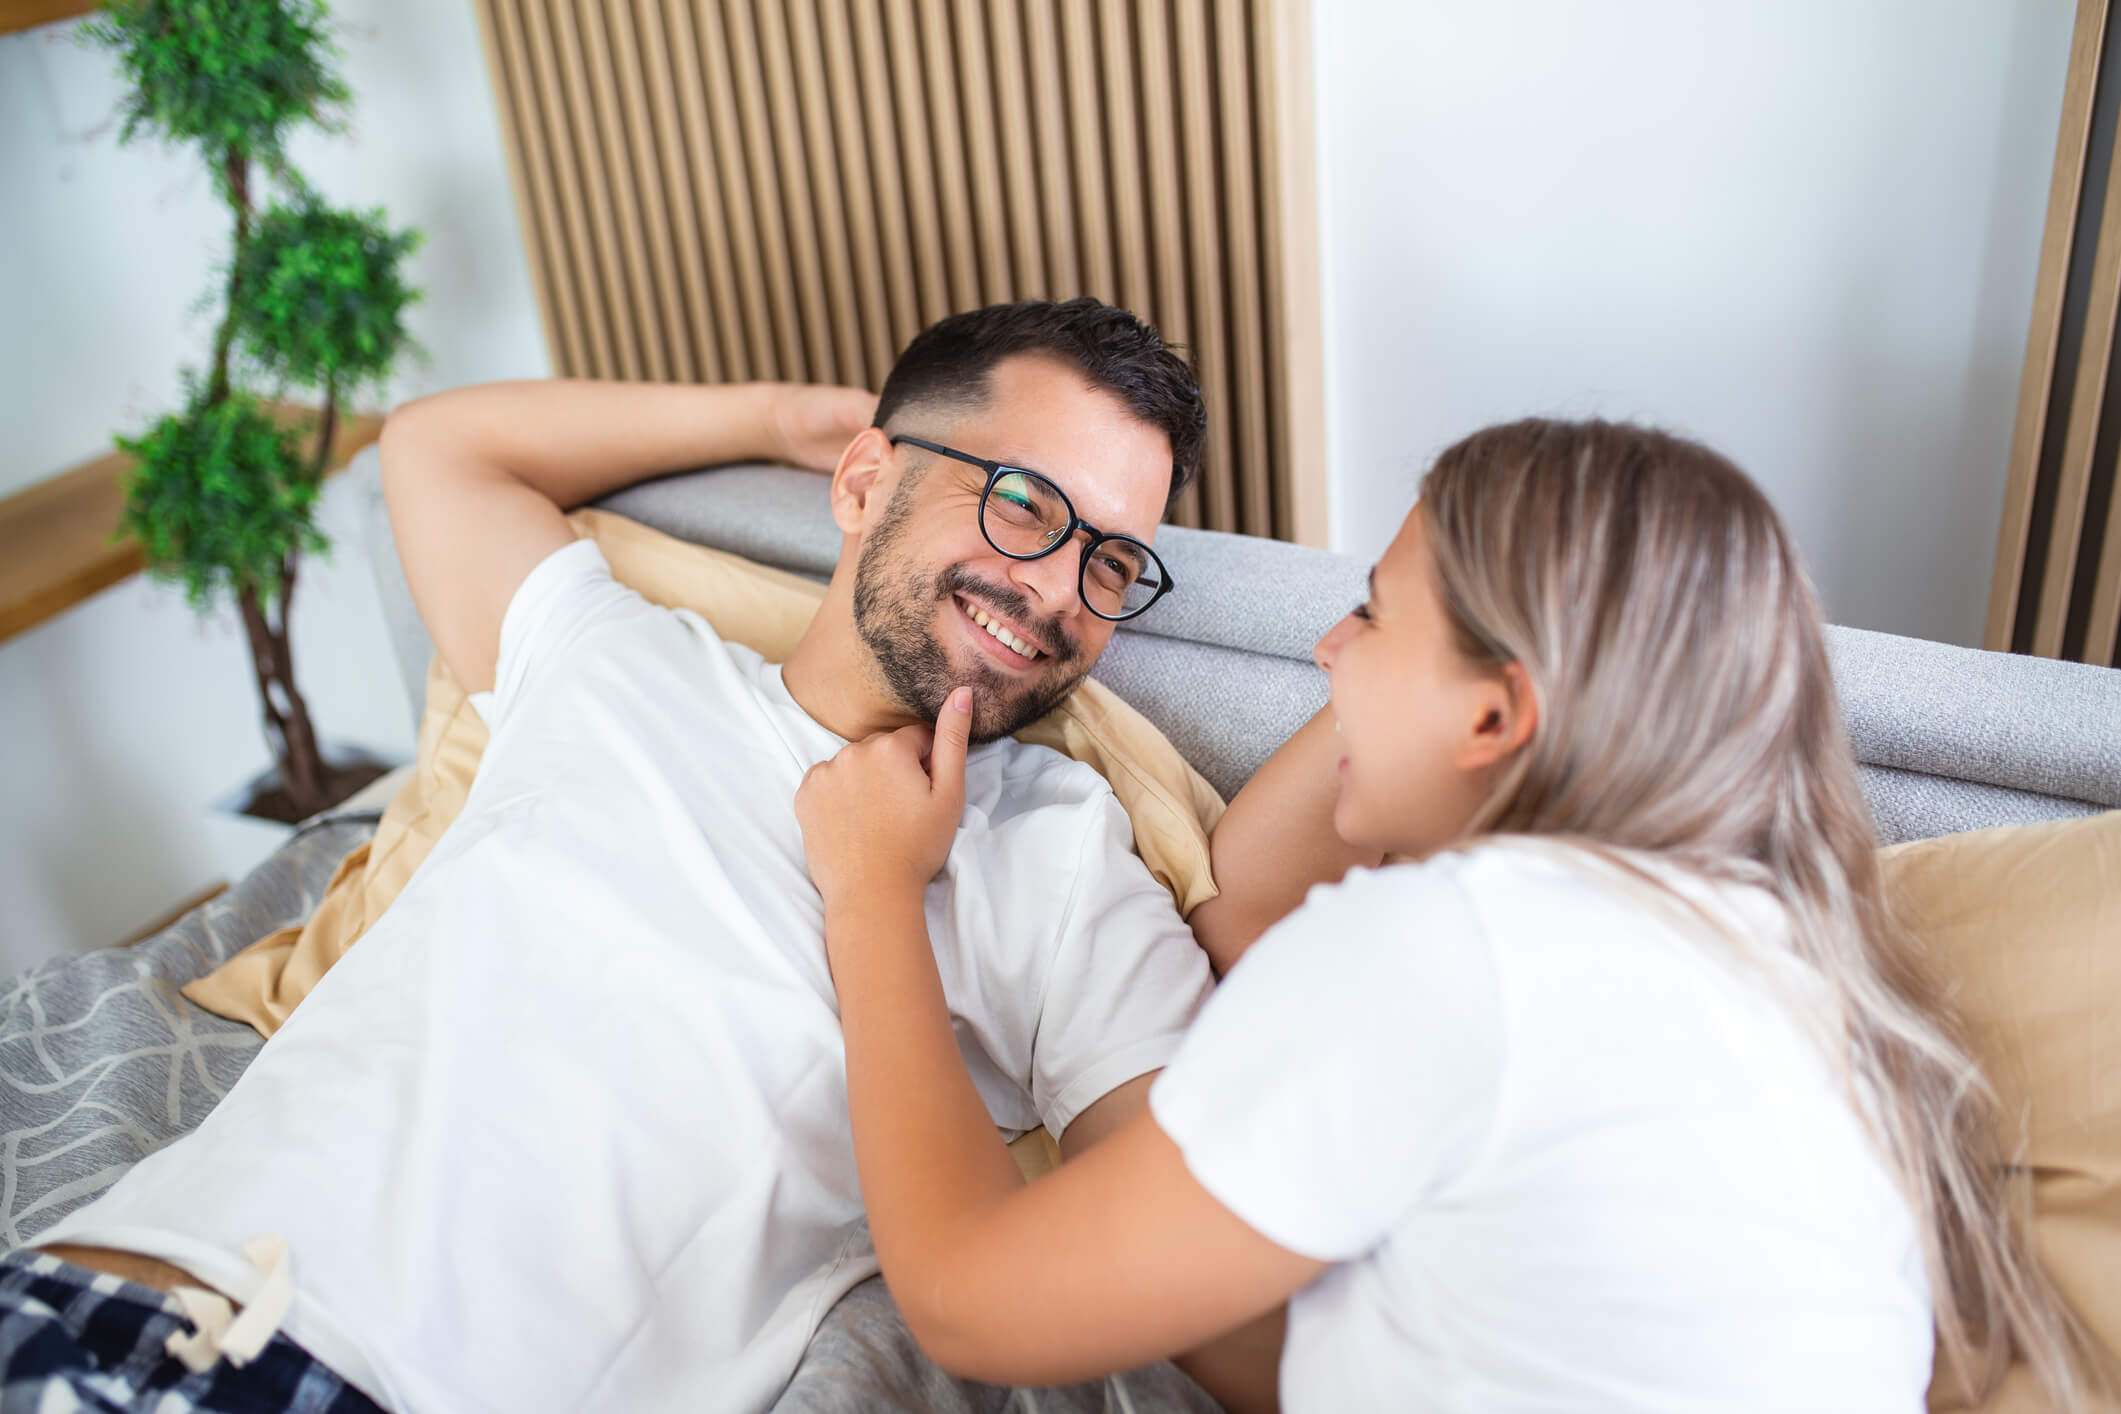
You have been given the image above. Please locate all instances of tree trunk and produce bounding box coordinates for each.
[311,380,340,483]
[236,568,328,819]
[207,144,252,406]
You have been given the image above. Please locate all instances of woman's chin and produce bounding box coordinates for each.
[1330,791,1379,857]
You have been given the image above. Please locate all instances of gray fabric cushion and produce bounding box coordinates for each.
[356,450,2121,842]
[1826,626,2121,809]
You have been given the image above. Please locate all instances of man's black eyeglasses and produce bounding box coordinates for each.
[888,435,1174,622]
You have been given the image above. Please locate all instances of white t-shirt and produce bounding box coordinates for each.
[46,541,1213,1414]
[1152,841,1934,1414]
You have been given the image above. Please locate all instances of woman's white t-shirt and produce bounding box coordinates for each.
[1151,841,1933,1413]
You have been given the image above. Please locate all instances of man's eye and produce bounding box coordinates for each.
[1351,602,1373,621]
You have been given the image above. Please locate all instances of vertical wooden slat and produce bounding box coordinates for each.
[849,1,923,348]
[550,0,646,380]
[988,0,1048,298]
[1260,0,1329,547]
[951,2,1014,302]
[1059,0,1111,300]
[2088,471,2121,663]
[578,0,669,381]
[723,0,809,380]
[1024,0,1080,297]
[474,0,580,375]
[820,0,900,382]
[913,1,982,314]
[1136,2,1200,528]
[608,0,697,381]
[1218,0,1272,538]
[520,0,619,377]
[1990,0,2111,650]
[754,0,838,385]
[875,0,945,327]
[2030,119,2121,657]
[1175,0,1235,533]
[1099,0,1152,319]
[786,0,867,388]
[685,1,778,378]
[638,0,723,382]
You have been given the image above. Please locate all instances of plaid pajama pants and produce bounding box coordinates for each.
[0,1251,383,1414]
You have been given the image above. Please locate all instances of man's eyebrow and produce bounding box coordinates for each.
[1366,567,1378,602]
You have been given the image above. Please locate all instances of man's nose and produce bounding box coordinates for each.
[1007,542,1083,615]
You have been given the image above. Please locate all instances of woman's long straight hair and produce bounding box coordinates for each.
[1418,419,2079,1408]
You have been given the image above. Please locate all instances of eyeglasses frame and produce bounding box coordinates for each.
[886,434,1176,622]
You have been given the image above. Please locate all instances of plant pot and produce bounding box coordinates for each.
[200,742,399,886]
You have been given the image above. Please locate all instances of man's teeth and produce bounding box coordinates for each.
[968,604,1040,659]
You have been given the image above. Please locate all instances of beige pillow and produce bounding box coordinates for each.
[185,508,1225,1038]
[1889,811,2121,1411]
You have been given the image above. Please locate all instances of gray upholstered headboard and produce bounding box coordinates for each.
[352,450,2121,845]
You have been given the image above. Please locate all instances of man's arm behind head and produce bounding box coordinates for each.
[378,379,872,694]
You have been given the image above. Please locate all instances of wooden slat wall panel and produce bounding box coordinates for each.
[1990,0,2121,665]
[475,0,1321,541]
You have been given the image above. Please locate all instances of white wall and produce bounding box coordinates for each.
[1315,0,2074,647]
[0,0,546,974]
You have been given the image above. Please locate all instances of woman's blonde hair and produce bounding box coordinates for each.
[1420,418,2080,1408]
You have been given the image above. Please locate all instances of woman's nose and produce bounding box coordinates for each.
[1314,614,1356,673]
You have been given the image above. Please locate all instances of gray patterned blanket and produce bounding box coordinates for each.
[0,815,1218,1413]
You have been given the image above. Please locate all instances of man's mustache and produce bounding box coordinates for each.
[934,564,1083,668]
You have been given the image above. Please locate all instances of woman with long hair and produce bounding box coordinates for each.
[792,418,2079,1412]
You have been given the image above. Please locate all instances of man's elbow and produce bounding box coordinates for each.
[377,395,442,488]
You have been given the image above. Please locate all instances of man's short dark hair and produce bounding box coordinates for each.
[873,298,1206,513]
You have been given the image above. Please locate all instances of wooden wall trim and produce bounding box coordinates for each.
[474,0,1327,545]
[0,0,97,39]
[1989,0,2117,661]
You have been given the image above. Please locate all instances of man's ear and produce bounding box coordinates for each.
[1458,662,1538,771]
[829,427,893,535]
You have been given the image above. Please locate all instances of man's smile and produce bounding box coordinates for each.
[951,592,1047,667]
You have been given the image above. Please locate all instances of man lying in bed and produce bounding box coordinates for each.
[12,300,1255,1414]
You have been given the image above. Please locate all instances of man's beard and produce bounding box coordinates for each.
[852,480,1088,744]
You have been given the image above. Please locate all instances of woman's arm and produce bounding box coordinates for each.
[828,889,1322,1385]
[1189,705,1385,975]
[795,693,1326,1389]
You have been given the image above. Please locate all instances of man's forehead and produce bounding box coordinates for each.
[935,358,1172,537]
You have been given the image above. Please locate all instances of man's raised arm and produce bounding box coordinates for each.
[379,379,874,693]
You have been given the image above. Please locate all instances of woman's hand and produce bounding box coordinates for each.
[766,382,879,473]
[796,687,974,916]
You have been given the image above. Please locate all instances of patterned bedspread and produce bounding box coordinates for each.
[0,815,1220,1413]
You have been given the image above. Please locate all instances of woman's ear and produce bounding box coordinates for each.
[1458,662,1538,770]
[829,428,892,535]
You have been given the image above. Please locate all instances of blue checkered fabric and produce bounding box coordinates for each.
[0,1251,382,1413]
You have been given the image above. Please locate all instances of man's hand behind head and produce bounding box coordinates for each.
[770,384,880,473]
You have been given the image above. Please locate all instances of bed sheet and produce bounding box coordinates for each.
[0,817,1220,1414]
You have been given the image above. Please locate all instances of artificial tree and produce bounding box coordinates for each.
[90,0,420,820]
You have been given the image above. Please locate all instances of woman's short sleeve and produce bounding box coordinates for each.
[1149,859,1505,1262]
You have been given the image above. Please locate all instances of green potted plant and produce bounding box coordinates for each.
[90,0,421,826]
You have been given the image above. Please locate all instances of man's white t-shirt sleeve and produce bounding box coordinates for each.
[1029,793,1216,1138]
[470,539,645,726]
[1150,860,1505,1262]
